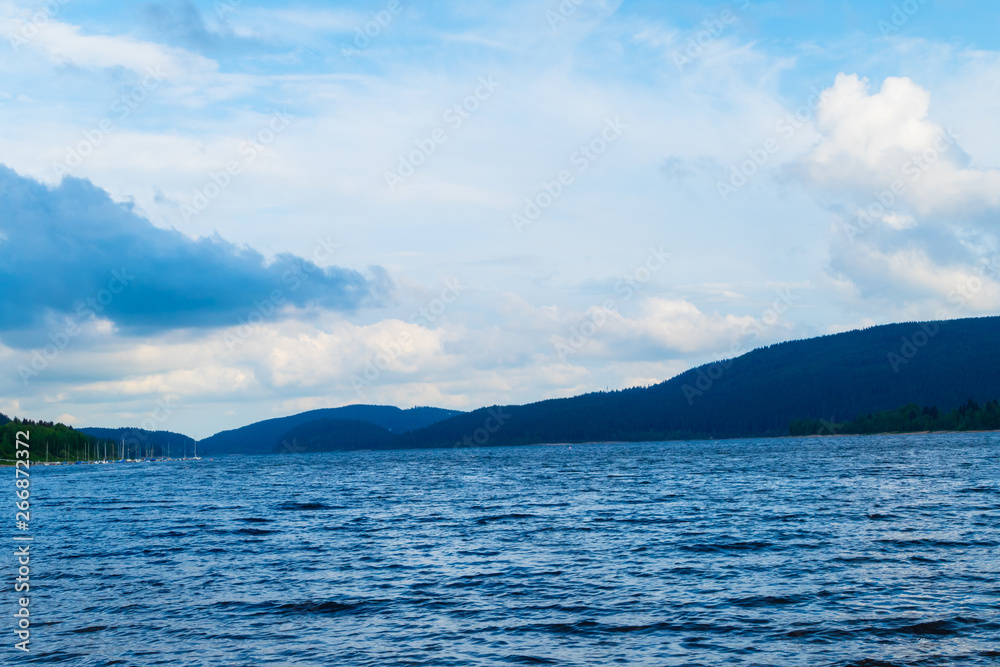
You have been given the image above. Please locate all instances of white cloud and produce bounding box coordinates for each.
[882,212,915,230]
[0,17,217,80]
[829,240,1000,311]
[548,297,775,360]
[797,73,1000,317]
[810,74,938,168]
[801,73,1000,221]
[624,298,758,353]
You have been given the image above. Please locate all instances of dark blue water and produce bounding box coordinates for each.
[7,433,1000,665]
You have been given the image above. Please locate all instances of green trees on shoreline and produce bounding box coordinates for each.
[789,399,1000,436]
[0,418,96,462]
[0,416,195,463]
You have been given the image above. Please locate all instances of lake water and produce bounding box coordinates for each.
[8,433,1000,665]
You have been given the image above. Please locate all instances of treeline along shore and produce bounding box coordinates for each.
[0,417,199,464]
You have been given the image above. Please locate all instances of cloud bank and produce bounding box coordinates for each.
[0,166,389,340]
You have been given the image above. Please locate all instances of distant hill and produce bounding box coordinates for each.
[382,316,1000,449]
[80,427,196,458]
[0,413,9,427]
[266,317,1000,454]
[199,405,464,455]
[276,419,396,453]
[54,315,999,458]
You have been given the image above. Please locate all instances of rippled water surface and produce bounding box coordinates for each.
[9,433,1000,665]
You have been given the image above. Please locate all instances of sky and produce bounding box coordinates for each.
[1,0,999,439]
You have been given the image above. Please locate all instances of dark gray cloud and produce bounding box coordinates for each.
[0,166,389,342]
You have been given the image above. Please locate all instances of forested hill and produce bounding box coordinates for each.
[200,405,464,455]
[275,419,396,453]
[380,316,1000,449]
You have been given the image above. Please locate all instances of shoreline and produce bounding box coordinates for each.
[783,428,1000,439]
[530,429,1000,447]
[8,430,997,464]
[0,457,206,467]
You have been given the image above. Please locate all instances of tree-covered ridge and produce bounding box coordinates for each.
[0,418,94,462]
[200,405,464,455]
[790,399,1000,436]
[0,412,10,427]
[265,316,1000,453]
[275,419,396,453]
[383,316,1000,449]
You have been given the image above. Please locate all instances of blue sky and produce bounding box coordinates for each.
[1,0,999,438]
